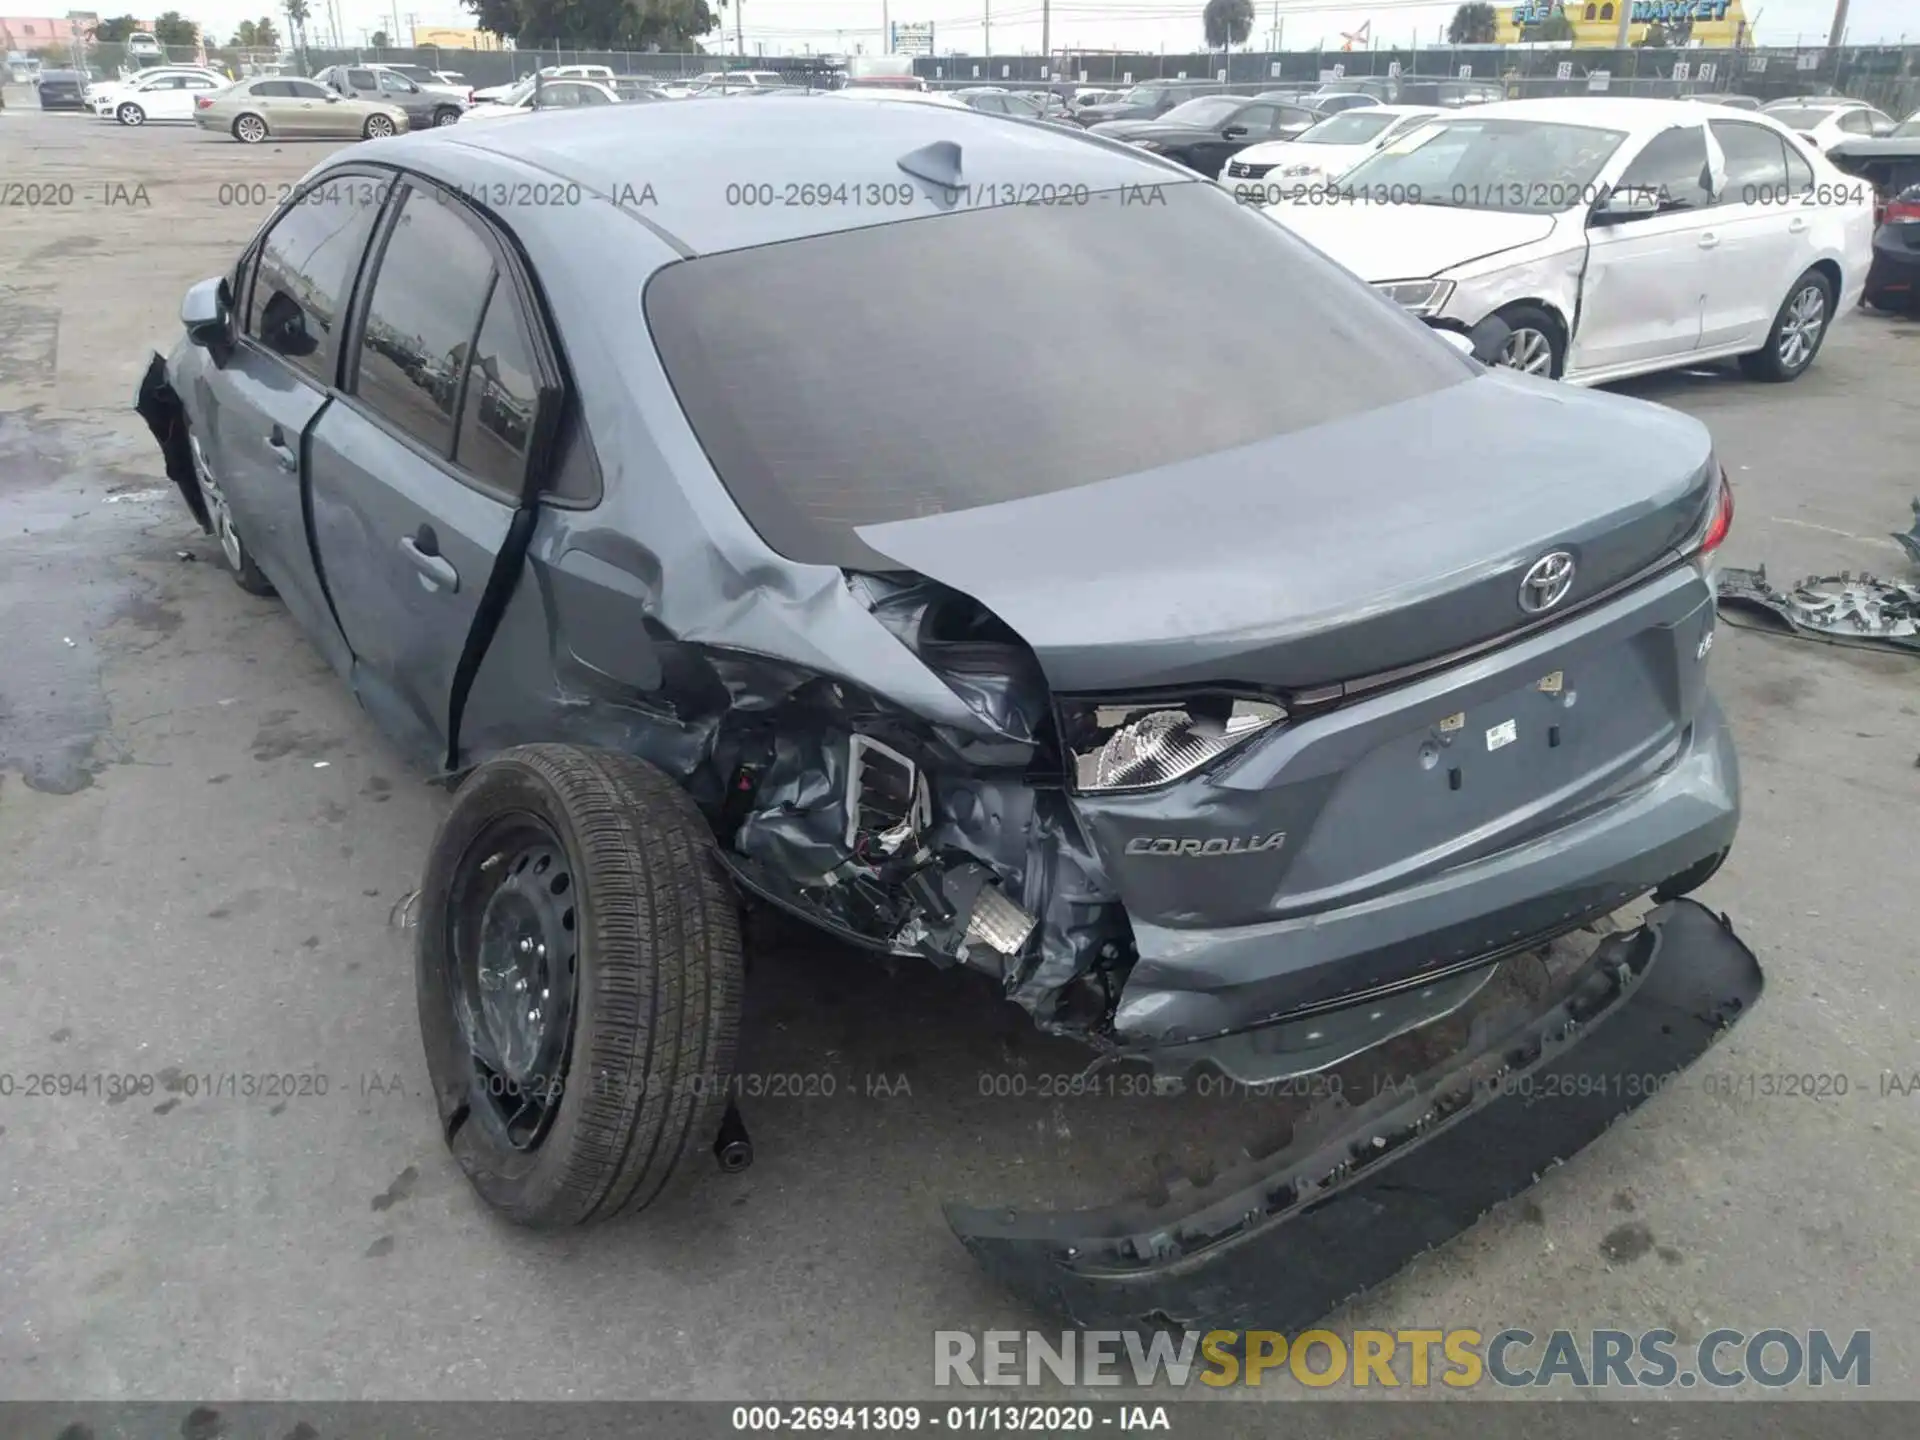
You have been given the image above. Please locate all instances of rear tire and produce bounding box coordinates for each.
[1488,303,1565,379]
[1739,269,1833,382]
[362,113,395,139]
[233,112,268,144]
[416,745,744,1228]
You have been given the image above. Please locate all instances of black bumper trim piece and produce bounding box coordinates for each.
[946,898,1762,1330]
[134,350,211,533]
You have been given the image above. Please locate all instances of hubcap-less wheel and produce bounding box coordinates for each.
[190,436,243,571]
[1500,326,1555,375]
[235,113,266,143]
[117,103,143,126]
[447,817,579,1152]
[365,114,394,138]
[1777,283,1827,372]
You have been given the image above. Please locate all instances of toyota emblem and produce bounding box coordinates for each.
[1518,551,1576,614]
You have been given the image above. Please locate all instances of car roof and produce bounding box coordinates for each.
[1409,96,1746,131]
[382,95,1190,256]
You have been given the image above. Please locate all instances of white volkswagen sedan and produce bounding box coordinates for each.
[1221,106,1442,196]
[1268,98,1874,384]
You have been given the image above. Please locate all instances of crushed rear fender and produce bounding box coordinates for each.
[946,898,1762,1330]
[135,350,211,532]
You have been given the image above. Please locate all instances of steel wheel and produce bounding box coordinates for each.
[116,102,144,126]
[1500,326,1556,376]
[445,815,581,1153]
[364,113,395,138]
[234,113,267,143]
[1776,282,1827,372]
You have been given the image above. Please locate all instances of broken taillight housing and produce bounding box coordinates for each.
[1066,697,1287,794]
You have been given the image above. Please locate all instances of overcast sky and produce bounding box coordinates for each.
[187,0,1912,53]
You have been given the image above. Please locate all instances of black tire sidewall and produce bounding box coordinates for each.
[1491,303,1566,379]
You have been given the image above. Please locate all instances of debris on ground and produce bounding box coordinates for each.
[1717,567,1920,654]
[1895,498,1920,567]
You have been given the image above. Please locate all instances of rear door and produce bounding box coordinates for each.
[1572,123,1716,373]
[1702,118,1805,349]
[194,175,388,676]
[306,179,548,761]
[276,78,331,135]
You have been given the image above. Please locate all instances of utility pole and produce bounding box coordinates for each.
[736,0,744,57]
[1826,0,1849,47]
[983,0,990,60]
[1615,0,1633,47]
[1041,0,1049,69]
[884,0,891,53]
[388,0,399,48]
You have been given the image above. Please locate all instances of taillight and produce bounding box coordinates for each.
[195,95,212,109]
[1695,468,1734,557]
[467,89,475,105]
[1887,185,1920,223]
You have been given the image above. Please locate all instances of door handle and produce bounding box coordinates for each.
[400,533,459,593]
[1697,232,1719,249]
[264,426,297,471]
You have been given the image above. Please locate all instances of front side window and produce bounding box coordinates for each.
[1615,124,1713,211]
[245,180,384,381]
[377,73,417,94]
[1837,109,1871,134]
[346,68,376,89]
[353,188,496,457]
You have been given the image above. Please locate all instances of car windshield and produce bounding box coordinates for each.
[1120,86,1168,106]
[1336,117,1630,212]
[500,78,538,106]
[645,182,1466,570]
[1764,106,1840,129]
[1298,111,1401,145]
[1160,96,1243,126]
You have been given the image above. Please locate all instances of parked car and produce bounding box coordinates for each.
[1221,105,1443,195]
[195,75,409,143]
[1090,94,1321,173]
[460,77,622,121]
[1685,93,1763,111]
[1072,79,1224,126]
[369,62,469,100]
[87,64,224,114]
[104,69,225,126]
[315,65,465,129]
[1267,98,1873,384]
[677,70,788,98]
[35,68,89,110]
[951,87,1040,116]
[1298,91,1383,115]
[1761,98,1897,149]
[136,101,1756,1327]
[473,64,615,104]
[1826,118,1920,308]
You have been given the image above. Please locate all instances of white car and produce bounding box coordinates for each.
[101,69,227,125]
[471,65,616,104]
[659,69,786,99]
[459,77,620,121]
[88,64,224,113]
[1760,98,1897,151]
[1267,98,1874,385]
[1221,106,1442,195]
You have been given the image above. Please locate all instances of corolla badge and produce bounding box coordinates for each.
[1126,833,1287,857]
[1518,550,1576,614]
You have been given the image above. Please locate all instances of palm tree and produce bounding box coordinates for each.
[1202,0,1255,49]
[1447,3,1498,44]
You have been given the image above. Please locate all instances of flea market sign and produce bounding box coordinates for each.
[1510,0,1729,15]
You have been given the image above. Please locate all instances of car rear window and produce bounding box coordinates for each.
[645,182,1469,570]
[1763,107,1837,129]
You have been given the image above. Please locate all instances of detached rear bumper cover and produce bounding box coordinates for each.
[947,898,1761,1330]
[135,350,211,533]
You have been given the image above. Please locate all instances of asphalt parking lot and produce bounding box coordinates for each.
[2,99,1919,1403]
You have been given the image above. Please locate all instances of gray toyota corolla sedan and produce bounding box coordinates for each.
[138,96,1762,1327]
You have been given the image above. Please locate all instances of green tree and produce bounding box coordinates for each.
[254,16,280,48]
[283,0,310,48]
[153,11,198,46]
[1446,2,1498,43]
[1638,19,1669,44]
[371,28,390,45]
[1202,0,1255,48]
[92,15,140,42]
[1522,7,1576,40]
[463,0,722,47]
[235,19,257,45]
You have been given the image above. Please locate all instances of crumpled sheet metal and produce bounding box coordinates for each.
[1716,565,1920,654]
[1895,498,1920,568]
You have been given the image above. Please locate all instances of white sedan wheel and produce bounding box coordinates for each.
[116,101,145,126]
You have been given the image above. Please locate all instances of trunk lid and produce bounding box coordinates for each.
[854,368,1715,696]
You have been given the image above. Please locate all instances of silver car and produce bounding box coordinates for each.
[195,76,410,143]
[136,97,1761,1328]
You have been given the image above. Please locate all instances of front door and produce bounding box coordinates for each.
[193,177,389,677]
[1571,124,1716,374]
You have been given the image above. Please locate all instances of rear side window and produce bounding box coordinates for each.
[646,182,1467,570]
[286,79,330,98]
[353,188,496,457]
[253,80,290,97]
[245,182,384,382]
[1711,119,1788,200]
[1784,140,1815,191]
[453,280,540,495]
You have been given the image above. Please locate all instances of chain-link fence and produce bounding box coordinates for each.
[9,39,1916,117]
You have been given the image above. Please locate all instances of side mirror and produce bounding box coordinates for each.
[181,276,233,364]
[1592,186,1661,223]
[1221,124,1248,138]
